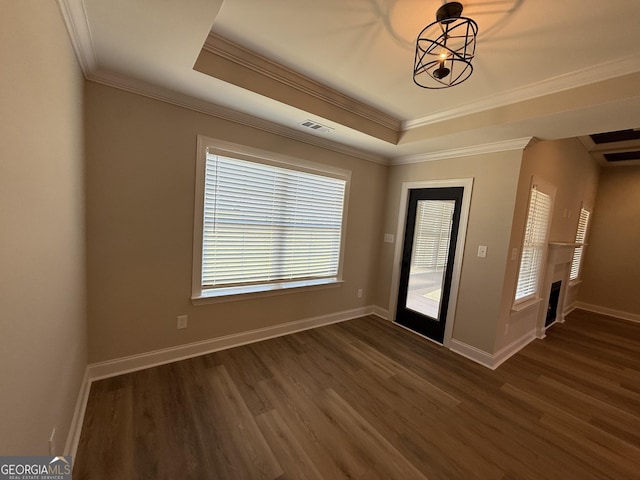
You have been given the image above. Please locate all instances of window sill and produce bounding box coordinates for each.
[511,297,543,313]
[191,278,344,305]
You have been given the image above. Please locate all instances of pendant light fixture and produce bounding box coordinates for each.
[413,2,478,89]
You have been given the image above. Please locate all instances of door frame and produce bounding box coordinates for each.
[388,178,474,347]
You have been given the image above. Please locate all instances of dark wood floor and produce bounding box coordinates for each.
[74,310,640,479]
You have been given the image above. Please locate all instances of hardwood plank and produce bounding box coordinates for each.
[537,374,640,441]
[258,372,367,479]
[501,383,639,479]
[188,360,283,480]
[540,410,640,479]
[74,311,640,479]
[211,346,274,416]
[74,379,135,479]
[317,388,430,480]
[254,409,325,480]
[298,351,470,479]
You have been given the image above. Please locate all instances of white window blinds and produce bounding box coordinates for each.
[412,200,455,269]
[515,186,552,302]
[569,208,590,281]
[201,153,346,290]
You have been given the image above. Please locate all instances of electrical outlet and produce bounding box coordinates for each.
[504,323,509,335]
[357,288,363,298]
[477,245,487,258]
[177,315,188,329]
[49,428,56,456]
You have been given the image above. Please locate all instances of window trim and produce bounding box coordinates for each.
[513,176,556,307]
[191,136,350,304]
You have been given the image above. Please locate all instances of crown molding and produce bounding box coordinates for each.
[577,135,596,152]
[392,137,535,165]
[202,33,402,133]
[87,70,390,165]
[404,55,640,131]
[54,1,391,166]
[56,0,97,76]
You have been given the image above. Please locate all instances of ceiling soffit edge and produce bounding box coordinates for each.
[578,134,640,167]
[55,0,390,165]
[86,69,539,169]
[86,70,391,166]
[201,33,402,133]
[577,135,595,152]
[56,0,640,149]
[579,136,640,153]
[392,137,535,166]
[56,0,98,76]
[405,55,640,131]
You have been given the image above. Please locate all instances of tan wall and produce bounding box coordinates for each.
[495,138,600,351]
[84,82,387,363]
[375,151,523,353]
[527,139,600,242]
[0,0,87,454]
[578,165,640,316]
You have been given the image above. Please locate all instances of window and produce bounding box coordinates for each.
[515,185,553,303]
[569,207,591,281]
[192,137,349,302]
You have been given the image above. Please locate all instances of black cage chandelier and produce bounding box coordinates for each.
[413,1,478,89]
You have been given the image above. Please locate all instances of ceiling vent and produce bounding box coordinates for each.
[300,120,334,134]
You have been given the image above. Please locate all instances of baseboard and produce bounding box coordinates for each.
[574,302,640,324]
[88,306,376,381]
[64,366,91,459]
[64,306,378,458]
[493,330,537,369]
[450,329,536,370]
[449,339,494,369]
[563,302,578,318]
[371,305,389,320]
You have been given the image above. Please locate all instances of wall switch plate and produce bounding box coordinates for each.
[357,288,363,298]
[383,233,394,244]
[511,248,518,261]
[477,245,487,258]
[177,315,188,329]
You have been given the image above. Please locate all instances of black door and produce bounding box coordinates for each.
[395,187,463,343]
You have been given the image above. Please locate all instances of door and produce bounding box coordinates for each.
[395,187,463,343]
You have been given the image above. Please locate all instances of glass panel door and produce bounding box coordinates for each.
[405,200,455,320]
[396,187,463,343]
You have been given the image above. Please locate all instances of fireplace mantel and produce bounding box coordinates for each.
[536,242,579,337]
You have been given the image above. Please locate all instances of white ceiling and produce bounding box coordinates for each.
[60,0,640,163]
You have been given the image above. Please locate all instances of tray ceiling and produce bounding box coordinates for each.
[59,0,640,163]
